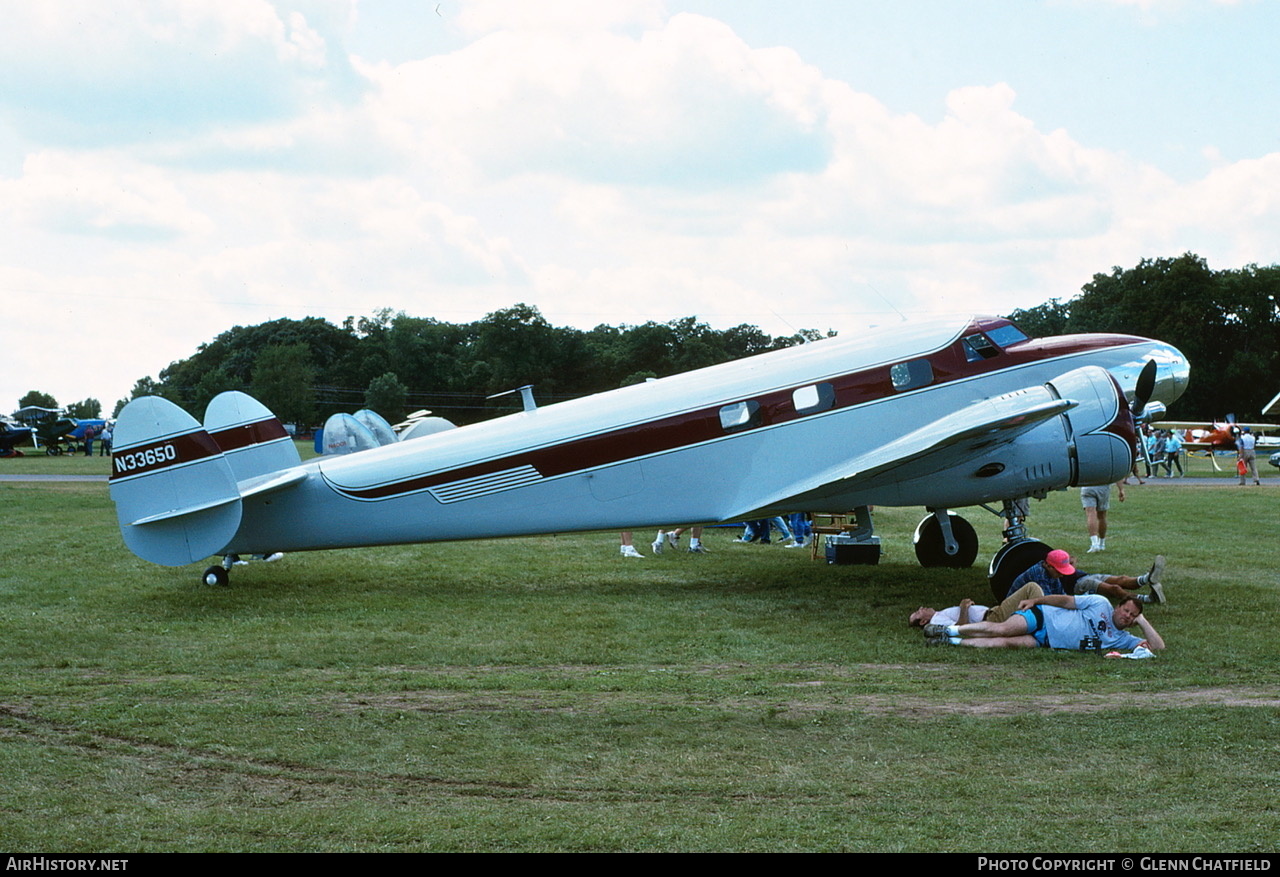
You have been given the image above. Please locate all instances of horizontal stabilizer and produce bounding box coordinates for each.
[110,396,242,567]
[237,467,309,500]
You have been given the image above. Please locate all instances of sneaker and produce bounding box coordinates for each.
[1147,581,1166,605]
[651,534,665,554]
[1086,545,1102,553]
[924,635,951,647]
[922,623,953,638]
[1140,555,1165,588]
[621,545,644,558]
[666,532,680,549]
[688,543,708,554]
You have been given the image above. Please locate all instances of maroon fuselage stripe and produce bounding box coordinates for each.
[209,418,290,453]
[110,430,224,481]
[331,322,1151,501]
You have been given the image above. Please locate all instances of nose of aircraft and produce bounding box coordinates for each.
[1148,342,1190,408]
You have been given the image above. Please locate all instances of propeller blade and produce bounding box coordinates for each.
[1131,358,1157,417]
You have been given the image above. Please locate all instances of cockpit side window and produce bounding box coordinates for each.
[963,333,1000,362]
[986,324,1029,348]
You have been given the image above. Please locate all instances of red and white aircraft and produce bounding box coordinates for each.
[108,316,1188,587]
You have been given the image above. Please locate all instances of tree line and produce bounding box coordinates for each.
[120,304,828,427]
[17,253,1277,425]
[1007,253,1280,420]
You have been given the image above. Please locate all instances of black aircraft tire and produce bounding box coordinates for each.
[202,566,229,587]
[987,539,1052,602]
[913,513,979,568]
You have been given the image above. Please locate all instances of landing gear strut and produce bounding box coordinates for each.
[913,509,979,568]
[199,552,284,587]
[984,499,1051,601]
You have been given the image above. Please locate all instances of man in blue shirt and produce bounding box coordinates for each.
[924,593,1165,652]
[1006,549,1166,605]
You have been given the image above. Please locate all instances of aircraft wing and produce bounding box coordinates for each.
[727,392,1076,520]
[1156,420,1280,431]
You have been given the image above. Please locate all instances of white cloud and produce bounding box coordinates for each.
[3,0,1280,413]
[367,12,830,187]
[0,0,362,142]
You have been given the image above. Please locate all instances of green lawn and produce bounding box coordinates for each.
[0,475,1276,852]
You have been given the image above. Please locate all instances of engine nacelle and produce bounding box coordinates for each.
[885,365,1136,509]
[1045,367,1137,487]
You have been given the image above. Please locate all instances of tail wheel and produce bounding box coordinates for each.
[202,566,229,587]
[987,538,1051,602]
[913,513,978,568]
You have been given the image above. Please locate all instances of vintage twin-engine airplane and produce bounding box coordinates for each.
[108,316,1188,587]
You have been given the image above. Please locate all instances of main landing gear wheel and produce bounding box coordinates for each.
[987,538,1051,602]
[913,512,979,568]
[202,566,229,587]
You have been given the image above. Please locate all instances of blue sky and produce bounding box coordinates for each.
[3,0,1278,413]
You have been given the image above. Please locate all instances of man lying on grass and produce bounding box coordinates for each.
[908,583,1045,629]
[1006,549,1167,605]
[922,593,1165,652]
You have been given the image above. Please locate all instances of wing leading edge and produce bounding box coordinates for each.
[726,391,1077,521]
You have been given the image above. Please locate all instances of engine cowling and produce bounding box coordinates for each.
[1045,366,1137,488]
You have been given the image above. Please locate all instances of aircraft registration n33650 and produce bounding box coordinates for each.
[108,316,1188,587]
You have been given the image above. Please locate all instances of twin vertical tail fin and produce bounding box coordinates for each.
[204,391,301,481]
[110,396,243,567]
[110,391,301,567]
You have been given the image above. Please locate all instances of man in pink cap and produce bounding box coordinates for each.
[1003,549,1166,604]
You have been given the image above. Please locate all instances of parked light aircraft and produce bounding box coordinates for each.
[0,419,33,456]
[1155,417,1280,470]
[108,316,1189,590]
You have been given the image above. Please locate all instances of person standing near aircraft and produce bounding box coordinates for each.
[620,532,644,558]
[1006,549,1165,604]
[1237,427,1260,485]
[1147,430,1166,475]
[651,527,709,554]
[1162,429,1183,476]
[924,593,1165,652]
[1082,481,1124,553]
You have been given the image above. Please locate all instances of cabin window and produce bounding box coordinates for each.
[792,383,835,415]
[891,359,934,391]
[719,400,762,432]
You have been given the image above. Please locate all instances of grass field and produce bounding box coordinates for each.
[1,451,1277,852]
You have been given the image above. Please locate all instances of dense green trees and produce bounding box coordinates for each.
[1007,253,1280,419]
[18,390,59,410]
[132,305,825,426]
[120,253,1277,427]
